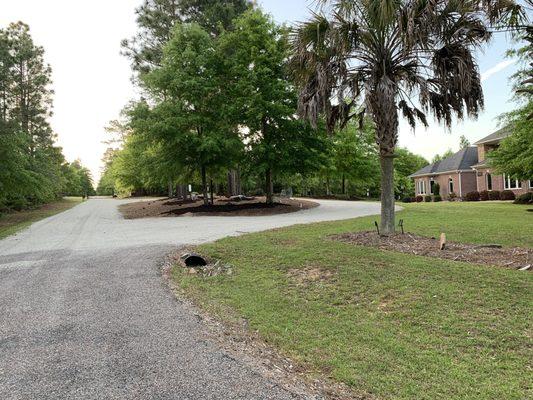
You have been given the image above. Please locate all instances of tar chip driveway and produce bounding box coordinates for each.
[0,198,381,399]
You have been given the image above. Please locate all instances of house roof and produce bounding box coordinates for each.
[471,159,489,169]
[473,126,511,145]
[409,147,479,178]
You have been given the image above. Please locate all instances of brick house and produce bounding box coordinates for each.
[410,128,532,199]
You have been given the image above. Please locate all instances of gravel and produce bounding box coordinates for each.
[0,198,381,399]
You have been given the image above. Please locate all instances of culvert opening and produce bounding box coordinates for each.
[181,253,208,267]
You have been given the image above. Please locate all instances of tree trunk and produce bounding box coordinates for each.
[210,178,214,205]
[342,174,346,195]
[368,81,399,235]
[201,165,208,206]
[265,168,274,205]
[168,180,173,198]
[380,155,395,235]
[227,169,241,196]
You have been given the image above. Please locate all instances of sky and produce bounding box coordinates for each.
[0,0,522,182]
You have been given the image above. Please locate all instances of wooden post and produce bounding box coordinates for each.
[439,233,446,250]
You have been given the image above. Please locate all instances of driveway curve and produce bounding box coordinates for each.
[0,198,381,399]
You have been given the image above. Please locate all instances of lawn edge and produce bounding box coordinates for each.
[0,197,83,240]
[161,254,374,400]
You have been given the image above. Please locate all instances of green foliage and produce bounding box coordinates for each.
[0,22,92,211]
[394,148,428,198]
[459,135,471,149]
[218,9,329,201]
[62,160,96,197]
[464,191,481,201]
[489,101,533,180]
[122,0,252,74]
[432,148,455,163]
[501,190,516,201]
[488,190,501,200]
[514,192,533,204]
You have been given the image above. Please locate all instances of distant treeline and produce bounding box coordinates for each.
[0,22,94,212]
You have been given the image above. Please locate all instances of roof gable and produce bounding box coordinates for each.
[473,127,511,145]
[409,147,478,177]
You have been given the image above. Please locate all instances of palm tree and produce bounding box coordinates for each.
[291,0,525,234]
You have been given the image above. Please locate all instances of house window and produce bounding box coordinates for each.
[418,180,427,195]
[504,174,522,190]
[529,180,533,189]
[448,178,454,194]
[486,173,492,191]
[430,179,435,195]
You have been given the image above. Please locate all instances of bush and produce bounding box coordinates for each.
[513,192,532,204]
[501,190,516,201]
[464,191,480,201]
[433,195,442,202]
[479,190,489,201]
[424,195,432,202]
[415,195,423,203]
[488,190,501,200]
[448,192,457,201]
[402,197,412,203]
[433,183,441,196]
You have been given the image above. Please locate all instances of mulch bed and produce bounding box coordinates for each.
[331,231,532,271]
[120,196,318,219]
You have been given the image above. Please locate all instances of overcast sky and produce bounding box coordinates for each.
[0,0,521,181]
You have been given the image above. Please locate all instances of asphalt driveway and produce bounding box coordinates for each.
[0,198,381,399]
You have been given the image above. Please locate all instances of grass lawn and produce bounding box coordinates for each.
[0,197,83,240]
[173,201,532,400]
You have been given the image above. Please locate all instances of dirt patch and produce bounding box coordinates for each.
[119,197,318,219]
[331,231,532,271]
[287,266,336,287]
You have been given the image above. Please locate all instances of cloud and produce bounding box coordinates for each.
[481,59,517,82]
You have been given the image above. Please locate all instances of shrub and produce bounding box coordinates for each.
[513,192,532,204]
[501,190,516,201]
[402,197,412,203]
[433,195,442,202]
[479,190,489,201]
[448,192,457,201]
[424,195,432,202]
[488,190,501,200]
[464,191,480,201]
[433,183,441,196]
[415,195,423,203]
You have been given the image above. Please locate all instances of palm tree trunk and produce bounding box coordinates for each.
[265,168,273,205]
[380,155,395,235]
[201,165,208,206]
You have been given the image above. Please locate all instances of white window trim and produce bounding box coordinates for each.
[417,180,427,195]
[503,174,522,190]
[486,172,493,191]
[448,177,454,194]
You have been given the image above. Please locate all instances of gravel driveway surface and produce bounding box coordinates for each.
[0,198,381,399]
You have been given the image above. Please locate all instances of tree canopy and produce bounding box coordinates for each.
[0,22,93,212]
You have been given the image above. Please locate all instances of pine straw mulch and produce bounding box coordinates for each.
[331,231,532,271]
[120,196,318,219]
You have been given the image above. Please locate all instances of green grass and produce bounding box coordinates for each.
[173,202,533,400]
[0,197,83,240]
